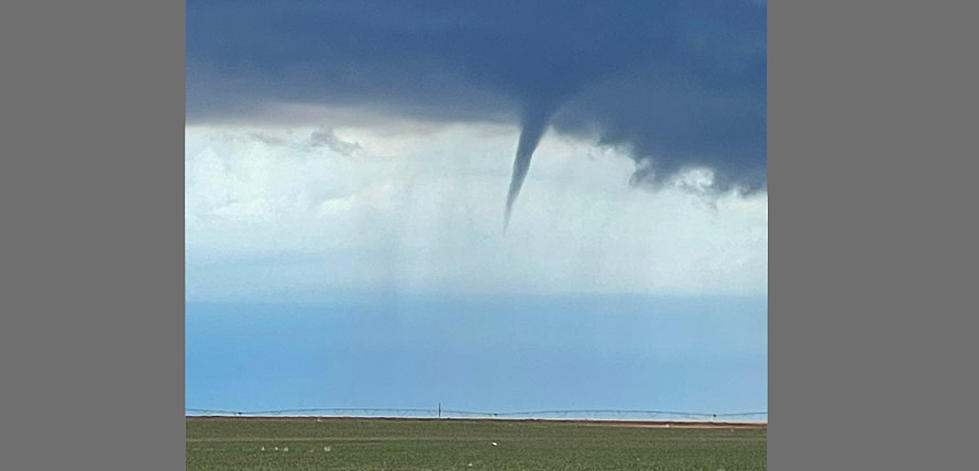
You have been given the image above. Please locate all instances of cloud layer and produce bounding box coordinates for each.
[187,0,766,195]
[185,124,767,302]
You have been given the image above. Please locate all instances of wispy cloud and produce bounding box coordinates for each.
[185,123,767,302]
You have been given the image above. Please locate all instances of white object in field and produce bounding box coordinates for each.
[283,447,289,452]
[491,442,498,446]
[324,446,332,452]
[260,446,265,451]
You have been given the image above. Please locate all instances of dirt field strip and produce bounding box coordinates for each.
[188,415,766,429]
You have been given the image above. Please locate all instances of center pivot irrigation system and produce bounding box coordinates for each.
[186,407,767,422]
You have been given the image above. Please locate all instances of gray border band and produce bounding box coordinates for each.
[4,1,185,469]
[4,1,978,469]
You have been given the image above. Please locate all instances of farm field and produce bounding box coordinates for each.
[186,417,766,470]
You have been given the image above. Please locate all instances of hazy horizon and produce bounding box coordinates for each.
[186,294,766,416]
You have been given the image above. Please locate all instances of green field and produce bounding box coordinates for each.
[187,417,766,470]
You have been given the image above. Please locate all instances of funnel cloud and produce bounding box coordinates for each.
[505,108,553,229]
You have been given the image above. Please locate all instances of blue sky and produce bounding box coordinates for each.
[187,295,766,414]
[186,1,767,416]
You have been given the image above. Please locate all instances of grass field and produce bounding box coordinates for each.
[186,417,766,470]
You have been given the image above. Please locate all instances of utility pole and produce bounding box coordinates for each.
[438,402,441,419]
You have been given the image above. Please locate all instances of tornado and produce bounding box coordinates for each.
[504,109,551,230]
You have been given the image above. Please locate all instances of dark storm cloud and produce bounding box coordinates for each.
[188,0,766,199]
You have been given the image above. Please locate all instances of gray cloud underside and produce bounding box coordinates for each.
[188,0,765,193]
